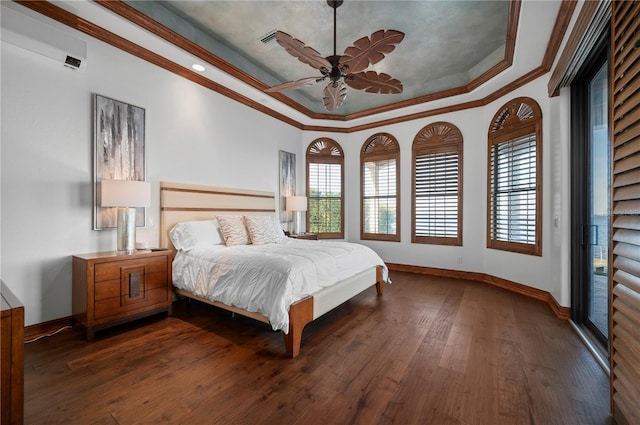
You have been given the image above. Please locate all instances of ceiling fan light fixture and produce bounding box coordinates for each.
[266,0,404,112]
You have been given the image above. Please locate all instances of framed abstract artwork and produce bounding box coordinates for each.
[279,150,296,230]
[93,94,146,230]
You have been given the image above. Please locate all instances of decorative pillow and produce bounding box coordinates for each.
[272,217,287,240]
[244,215,284,245]
[169,220,224,251]
[216,215,251,246]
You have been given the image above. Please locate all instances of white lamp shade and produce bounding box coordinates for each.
[286,195,307,212]
[101,180,151,207]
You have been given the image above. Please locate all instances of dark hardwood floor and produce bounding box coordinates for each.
[24,272,611,425]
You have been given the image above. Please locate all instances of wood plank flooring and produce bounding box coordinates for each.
[23,272,612,425]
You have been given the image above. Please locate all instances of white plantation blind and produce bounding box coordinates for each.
[363,159,397,235]
[361,133,400,241]
[306,138,344,238]
[415,152,459,238]
[487,97,542,256]
[412,122,463,246]
[610,2,640,424]
[489,133,537,244]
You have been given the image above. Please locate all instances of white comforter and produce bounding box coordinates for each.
[172,239,388,332]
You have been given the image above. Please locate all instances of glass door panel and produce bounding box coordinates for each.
[571,33,609,352]
[588,62,609,339]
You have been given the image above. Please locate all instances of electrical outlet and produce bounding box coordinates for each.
[457,256,463,264]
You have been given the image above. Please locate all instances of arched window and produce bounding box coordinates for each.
[361,133,400,241]
[306,138,344,239]
[412,122,463,245]
[487,97,542,255]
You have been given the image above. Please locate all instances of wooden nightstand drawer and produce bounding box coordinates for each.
[94,270,168,301]
[94,287,169,320]
[94,256,166,282]
[72,250,172,339]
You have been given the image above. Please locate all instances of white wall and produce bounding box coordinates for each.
[1,22,302,326]
[301,77,570,304]
[1,5,573,327]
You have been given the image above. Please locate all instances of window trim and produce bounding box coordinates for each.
[306,138,344,239]
[486,97,542,256]
[411,121,464,246]
[360,133,401,242]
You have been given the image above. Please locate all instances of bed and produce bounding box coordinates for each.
[159,181,388,358]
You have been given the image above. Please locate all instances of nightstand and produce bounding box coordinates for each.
[288,233,318,240]
[72,250,172,340]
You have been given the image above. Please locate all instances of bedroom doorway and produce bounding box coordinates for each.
[571,34,610,354]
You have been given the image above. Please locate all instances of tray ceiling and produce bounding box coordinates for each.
[124,1,512,116]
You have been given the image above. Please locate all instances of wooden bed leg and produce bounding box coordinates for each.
[283,296,313,358]
[375,281,384,295]
[375,266,384,296]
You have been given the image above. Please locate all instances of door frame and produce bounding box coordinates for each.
[570,30,610,349]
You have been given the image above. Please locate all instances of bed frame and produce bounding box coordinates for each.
[159,181,384,358]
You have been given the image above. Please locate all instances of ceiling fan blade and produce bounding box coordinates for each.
[265,76,324,92]
[345,71,403,94]
[339,29,404,74]
[275,31,332,71]
[322,81,347,112]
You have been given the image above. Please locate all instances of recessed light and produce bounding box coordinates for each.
[192,64,205,72]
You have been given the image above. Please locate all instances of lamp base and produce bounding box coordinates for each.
[116,207,137,254]
[292,211,305,235]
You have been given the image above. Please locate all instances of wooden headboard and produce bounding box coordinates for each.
[159,181,276,252]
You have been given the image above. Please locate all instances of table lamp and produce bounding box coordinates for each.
[101,179,151,254]
[286,195,308,235]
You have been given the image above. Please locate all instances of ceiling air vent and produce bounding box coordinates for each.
[260,30,277,44]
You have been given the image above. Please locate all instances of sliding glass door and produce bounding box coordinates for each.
[571,35,609,349]
[587,61,609,340]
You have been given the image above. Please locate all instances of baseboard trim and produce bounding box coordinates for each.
[547,292,571,320]
[24,316,74,342]
[386,263,571,320]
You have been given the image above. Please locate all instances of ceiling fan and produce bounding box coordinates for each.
[265,0,404,112]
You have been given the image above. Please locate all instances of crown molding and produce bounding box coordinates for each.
[15,0,575,133]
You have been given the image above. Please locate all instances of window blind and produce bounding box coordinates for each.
[415,151,459,238]
[308,162,342,234]
[490,133,537,244]
[363,159,397,234]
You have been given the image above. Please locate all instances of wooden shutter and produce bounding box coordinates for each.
[610,2,640,424]
[486,97,542,256]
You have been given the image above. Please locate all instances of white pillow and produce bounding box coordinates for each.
[216,215,251,246]
[169,220,224,251]
[244,215,285,245]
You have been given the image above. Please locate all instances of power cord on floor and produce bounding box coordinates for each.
[25,325,72,344]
